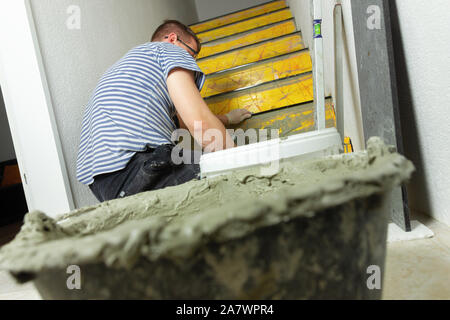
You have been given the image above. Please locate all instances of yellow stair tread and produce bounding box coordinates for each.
[233,100,354,153]
[232,99,336,137]
[206,73,314,115]
[198,33,305,75]
[190,0,287,34]
[198,19,296,59]
[344,137,354,153]
[197,9,293,43]
[192,2,347,151]
[202,50,312,98]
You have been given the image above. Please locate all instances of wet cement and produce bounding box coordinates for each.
[0,137,414,274]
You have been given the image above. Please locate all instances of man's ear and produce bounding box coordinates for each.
[166,32,177,44]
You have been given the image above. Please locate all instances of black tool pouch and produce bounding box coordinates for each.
[120,144,178,197]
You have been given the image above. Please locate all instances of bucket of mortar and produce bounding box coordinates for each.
[0,138,414,300]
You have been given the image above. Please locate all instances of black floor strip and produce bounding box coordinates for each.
[251,96,333,117]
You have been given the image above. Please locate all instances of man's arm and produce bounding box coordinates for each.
[187,110,252,127]
[167,68,235,151]
[176,112,188,130]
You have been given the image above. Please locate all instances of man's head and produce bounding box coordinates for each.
[151,20,201,59]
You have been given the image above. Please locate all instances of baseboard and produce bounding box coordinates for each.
[387,220,434,243]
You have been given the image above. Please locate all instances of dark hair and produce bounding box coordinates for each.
[151,20,201,52]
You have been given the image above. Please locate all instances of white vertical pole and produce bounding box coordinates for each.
[334,4,344,142]
[312,0,326,130]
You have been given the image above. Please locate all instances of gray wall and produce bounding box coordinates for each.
[0,87,16,163]
[391,0,450,226]
[29,0,199,209]
[194,0,269,22]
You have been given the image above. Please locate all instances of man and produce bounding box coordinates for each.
[76,20,252,202]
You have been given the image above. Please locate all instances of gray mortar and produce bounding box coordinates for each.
[0,137,415,299]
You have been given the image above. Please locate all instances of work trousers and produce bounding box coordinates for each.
[89,144,200,202]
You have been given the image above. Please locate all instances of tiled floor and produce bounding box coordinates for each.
[382,211,450,300]
[0,271,41,300]
[0,212,449,300]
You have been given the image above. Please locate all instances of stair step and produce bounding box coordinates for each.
[198,32,305,75]
[202,50,312,98]
[190,0,287,34]
[343,137,354,153]
[197,8,293,43]
[205,73,314,115]
[232,100,354,154]
[231,98,336,137]
[198,19,296,59]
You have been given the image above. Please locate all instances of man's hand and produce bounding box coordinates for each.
[225,109,253,125]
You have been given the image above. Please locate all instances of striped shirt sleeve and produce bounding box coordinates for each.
[157,44,206,91]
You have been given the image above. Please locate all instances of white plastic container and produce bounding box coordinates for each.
[200,128,343,178]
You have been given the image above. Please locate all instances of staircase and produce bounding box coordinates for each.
[190,0,353,151]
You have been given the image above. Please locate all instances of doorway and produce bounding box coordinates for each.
[0,87,28,246]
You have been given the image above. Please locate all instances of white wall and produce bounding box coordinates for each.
[29,0,199,209]
[287,0,364,151]
[393,0,450,226]
[0,88,16,163]
[195,0,269,22]
[0,0,75,217]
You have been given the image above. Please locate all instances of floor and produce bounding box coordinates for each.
[0,211,448,300]
[0,222,41,300]
[382,211,450,300]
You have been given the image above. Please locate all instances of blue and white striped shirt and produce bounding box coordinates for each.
[76,42,205,185]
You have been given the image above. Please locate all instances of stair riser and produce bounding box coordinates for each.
[232,100,336,138]
[190,0,287,34]
[234,102,353,153]
[197,9,293,43]
[202,50,312,98]
[206,73,314,115]
[198,33,305,75]
[198,19,296,59]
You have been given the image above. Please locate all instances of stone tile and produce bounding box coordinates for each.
[0,270,42,300]
[383,212,450,300]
